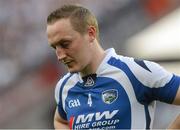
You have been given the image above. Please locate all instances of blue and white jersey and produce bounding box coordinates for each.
[55,48,180,130]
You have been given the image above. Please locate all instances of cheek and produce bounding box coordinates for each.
[79,51,91,65]
[71,38,91,61]
[72,50,88,66]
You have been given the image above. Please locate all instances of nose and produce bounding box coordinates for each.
[55,47,66,61]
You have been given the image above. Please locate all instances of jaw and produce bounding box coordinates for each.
[79,63,96,77]
[66,62,82,73]
[66,62,90,75]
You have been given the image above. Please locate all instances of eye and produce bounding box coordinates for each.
[60,41,71,49]
[50,44,56,50]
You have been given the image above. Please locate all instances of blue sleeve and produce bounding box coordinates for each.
[58,104,67,120]
[152,75,180,103]
[57,76,69,121]
[55,73,72,120]
[55,81,67,120]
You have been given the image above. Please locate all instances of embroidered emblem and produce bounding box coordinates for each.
[84,76,94,86]
[68,99,81,108]
[102,89,118,104]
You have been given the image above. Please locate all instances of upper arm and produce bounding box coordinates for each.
[54,108,69,129]
[54,74,71,120]
[143,61,180,104]
[54,74,72,129]
[121,57,180,104]
[173,86,180,105]
[168,115,180,129]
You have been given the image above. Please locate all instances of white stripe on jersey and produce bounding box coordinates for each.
[120,56,173,88]
[55,73,71,104]
[98,60,148,129]
[61,74,79,113]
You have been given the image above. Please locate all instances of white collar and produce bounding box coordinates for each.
[96,48,116,75]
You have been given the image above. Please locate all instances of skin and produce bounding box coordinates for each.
[54,108,69,129]
[47,18,105,129]
[47,18,105,77]
[172,87,180,105]
[169,87,180,129]
[168,115,180,129]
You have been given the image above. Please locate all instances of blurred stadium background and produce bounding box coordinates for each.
[0,0,179,129]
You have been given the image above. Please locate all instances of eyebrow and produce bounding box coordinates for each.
[50,38,71,48]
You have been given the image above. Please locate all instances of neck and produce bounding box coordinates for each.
[80,41,105,77]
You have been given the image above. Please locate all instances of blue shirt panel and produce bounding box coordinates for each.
[65,77,131,129]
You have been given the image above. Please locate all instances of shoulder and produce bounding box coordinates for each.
[108,55,173,88]
[55,73,74,103]
[108,54,171,76]
[56,73,72,88]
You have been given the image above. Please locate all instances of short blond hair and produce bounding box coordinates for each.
[47,4,99,41]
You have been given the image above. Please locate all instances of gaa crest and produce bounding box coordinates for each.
[84,76,94,86]
[102,89,118,104]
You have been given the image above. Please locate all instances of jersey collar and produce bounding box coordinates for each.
[77,48,117,83]
[96,48,117,75]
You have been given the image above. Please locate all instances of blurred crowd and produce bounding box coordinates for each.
[0,0,53,88]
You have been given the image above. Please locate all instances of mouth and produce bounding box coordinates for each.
[63,60,73,65]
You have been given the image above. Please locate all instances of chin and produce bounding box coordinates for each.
[67,67,80,73]
[67,63,84,73]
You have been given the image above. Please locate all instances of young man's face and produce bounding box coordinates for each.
[47,19,92,73]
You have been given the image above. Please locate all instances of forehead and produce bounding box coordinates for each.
[46,19,75,43]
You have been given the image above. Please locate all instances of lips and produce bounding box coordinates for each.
[63,60,73,65]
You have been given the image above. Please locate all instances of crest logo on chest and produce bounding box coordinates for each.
[102,89,118,104]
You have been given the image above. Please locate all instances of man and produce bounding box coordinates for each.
[46,4,180,129]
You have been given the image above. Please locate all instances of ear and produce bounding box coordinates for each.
[87,26,96,42]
